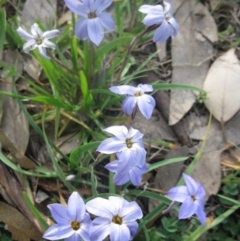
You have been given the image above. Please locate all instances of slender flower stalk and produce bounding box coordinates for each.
[43,192,91,241]
[110,84,156,119]
[17,23,59,60]
[167,173,206,225]
[64,0,115,46]
[86,196,143,241]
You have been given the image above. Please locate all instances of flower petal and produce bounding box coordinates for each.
[42,29,60,39]
[163,1,172,14]
[138,84,153,92]
[31,23,42,38]
[122,96,137,116]
[113,171,130,185]
[137,94,155,119]
[167,186,189,202]
[195,206,206,226]
[75,18,89,40]
[129,164,148,186]
[47,204,69,224]
[97,137,126,154]
[104,125,128,140]
[126,221,138,238]
[64,0,88,17]
[105,160,118,172]
[128,127,144,142]
[67,192,86,221]
[153,20,172,43]
[120,201,143,222]
[99,12,114,31]
[142,13,163,26]
[37,46,50,60]
[139,4,155,14]
[183,173,199,196]
[109,223,131,241]
[42,39,56,49]
[86,197,116,218]
[168,17,179,38]
[23,39,37,53]
[65,232,81,241]
[109,85,136,95]
[17,27,34,41]
[92,0,113,15]
[89,217,110,241]
[87,18,104,46]
[195,184,206,201]
[178,197,197,220]
[109,196,129,211]
[43,224,74,240]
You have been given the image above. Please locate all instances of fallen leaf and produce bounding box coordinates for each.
[133,109,176,142]
[192,150,222,200]
[168,0,218,125]
[203,49,240,122]
[0,49,35,169]
[0,202,42,241]
[20,0,57,27]
[185,111,240,152]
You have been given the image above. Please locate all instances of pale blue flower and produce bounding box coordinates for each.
[17,23,59,60]
[97,125,146,170]
[109,84,156,119]
[86,196,143,241]
[64,0,114,46]
[139,1,179,42]
[105,152,148,186]
[167,173,206,225]
[43,192,91,241]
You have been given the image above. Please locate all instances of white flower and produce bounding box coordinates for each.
[17,23,59,60]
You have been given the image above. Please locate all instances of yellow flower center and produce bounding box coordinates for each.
[36,38,43,45]
[88,12,97,19]
[191,196,196,201]
[112,216,123,225]
[71,220,80,231]
[134,91,142,97]
[126,139,132,148]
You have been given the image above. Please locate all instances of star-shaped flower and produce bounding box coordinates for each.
[43,192,91,241]
[109,84,156,119]
[17,23,59,60]
[139,1,179,42]
[167,173,206,225]
[86,196,143,241]
[97,125,146,170]
[64,0,115,46]
[105,152,148,186]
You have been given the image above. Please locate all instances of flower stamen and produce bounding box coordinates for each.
[36,38,43,45]
[112,216,123,225]
[126,139,132,148]
[134,91,142,97]
[71,220,80,230]
[88,12,97,19]
[191,196,196,201]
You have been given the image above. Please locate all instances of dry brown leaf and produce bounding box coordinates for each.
[203,49,240,122]
[133,109,176,142]
[192,151,222,200]
[0,50,35,169]
[20,0,57,27]
[0,202,42,241]
[168,0,218,125]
